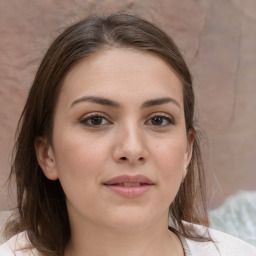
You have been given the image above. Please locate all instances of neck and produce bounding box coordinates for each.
[64,215,184,256]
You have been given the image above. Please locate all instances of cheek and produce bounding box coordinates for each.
[155,141,185,174]
[54,129,108,171]
[153,138,186,194]
[52,132,110,195]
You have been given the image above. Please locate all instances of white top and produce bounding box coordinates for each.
[0,232,37,256]
[1,224,256,255]
[182,223,256,255]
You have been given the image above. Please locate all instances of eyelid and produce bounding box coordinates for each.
[145,112,175,125]
[80,112,112,126]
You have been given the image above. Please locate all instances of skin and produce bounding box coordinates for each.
[35,48,193,256]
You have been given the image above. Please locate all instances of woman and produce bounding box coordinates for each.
[1,13,255,256]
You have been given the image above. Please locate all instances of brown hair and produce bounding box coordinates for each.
[5,12,209,255]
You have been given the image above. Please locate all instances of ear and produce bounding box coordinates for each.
[34,137,58,180]
[182,130,194,179]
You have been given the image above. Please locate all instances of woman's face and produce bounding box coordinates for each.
[37,48,193,232]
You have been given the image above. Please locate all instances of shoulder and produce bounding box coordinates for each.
[183,222,256,256]
[0,232,38,256]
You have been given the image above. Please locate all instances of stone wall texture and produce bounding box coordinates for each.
[0,0,256,210]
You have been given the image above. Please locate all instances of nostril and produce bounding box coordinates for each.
[119,156,144,161]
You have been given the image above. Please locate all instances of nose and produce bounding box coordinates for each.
[112,124,149,165]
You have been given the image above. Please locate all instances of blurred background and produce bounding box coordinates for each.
[0,0,256,244]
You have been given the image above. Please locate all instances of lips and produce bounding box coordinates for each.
[103,174,154,186]
[103,175,154,197]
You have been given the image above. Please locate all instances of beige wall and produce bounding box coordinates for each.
[0,0,255,210]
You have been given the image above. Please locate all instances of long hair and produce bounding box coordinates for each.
[5,12,209,255]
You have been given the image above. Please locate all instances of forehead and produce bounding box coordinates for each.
[59,48,184,108]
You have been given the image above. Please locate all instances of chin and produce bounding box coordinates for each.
[102,208,157,233]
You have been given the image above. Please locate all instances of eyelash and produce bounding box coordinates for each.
[145,113,175,127]
[80,112,112,127]
[80,112,175,127]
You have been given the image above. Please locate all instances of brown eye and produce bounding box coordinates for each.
[80,114,111,127]
[90,116,104,125]
[151,116,164,125]
[146,115,174,127]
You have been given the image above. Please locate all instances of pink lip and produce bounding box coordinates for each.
[104,174,154,185]
[103,174,154,197]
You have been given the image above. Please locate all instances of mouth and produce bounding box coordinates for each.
[105,182,152,187]
[103,175,155,197]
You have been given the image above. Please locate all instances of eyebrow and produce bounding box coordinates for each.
[71,96,121,108]
[70,96,181,109]
[141,97,181,109]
